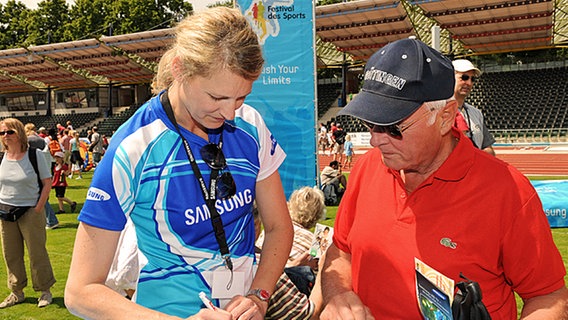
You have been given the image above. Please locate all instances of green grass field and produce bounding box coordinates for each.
[0,172,565,319]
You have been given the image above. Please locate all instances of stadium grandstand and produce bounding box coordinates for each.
[0,0,567,143]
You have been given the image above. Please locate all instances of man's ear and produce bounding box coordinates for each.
[440,100,458,134]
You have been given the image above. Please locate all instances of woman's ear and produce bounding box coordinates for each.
[171,56,183,81]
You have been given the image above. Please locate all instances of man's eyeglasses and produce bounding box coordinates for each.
[200,143,236,200]
[460,74,477,83]
[362,110,433,139]
[0,130,16,136]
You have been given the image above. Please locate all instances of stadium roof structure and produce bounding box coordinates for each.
[0,47,98,93]
[316,0,568,62]
[0,30,175,95]
[0,0,567,94]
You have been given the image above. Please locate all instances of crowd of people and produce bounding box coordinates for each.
[0,118,109,309]
[0,6,565,320]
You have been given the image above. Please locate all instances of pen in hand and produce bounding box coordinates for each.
[199,291,217,311]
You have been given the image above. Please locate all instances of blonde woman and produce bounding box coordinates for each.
[257,186,325,269]
[65,7,292,320]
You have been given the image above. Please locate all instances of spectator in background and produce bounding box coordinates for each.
[257,186,325,269]
[452,59,496,156]
[56,123,65,136]
[329,122,337,134]
[66,120,73,131]
[319,38,568,319]
[38,127,47,139]
[89,126,102,167]
[343,134,353,170]
[320,161,346,206]
[24,123,59,229]
[51,152,77,214]
[319,123,327,136]
[331,124,346,163]
[102,134,109,150]
[69,131,83,179]
[0,118,55,309]
[60,129,72,165]
[47,128,62,174]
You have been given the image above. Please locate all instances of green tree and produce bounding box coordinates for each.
[0,0,32,49]
[104,0,192,36]
[207,0,233,8]
[64,0,108,41]
[317,0,344,5]
[25,0,70,45]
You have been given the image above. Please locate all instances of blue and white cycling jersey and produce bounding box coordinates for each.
[79,92,285,317]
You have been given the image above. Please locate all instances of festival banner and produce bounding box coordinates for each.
[532,180,568,227]
[237,0,317,198]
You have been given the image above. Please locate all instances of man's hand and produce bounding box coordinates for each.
[320,291,375,320]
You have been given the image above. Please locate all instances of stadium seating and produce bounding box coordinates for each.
[319,65,568,142]
[469,65,568,142]
[2,65,567,143]
[317,83,341,119]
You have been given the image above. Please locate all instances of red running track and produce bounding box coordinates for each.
[318,147,568,176]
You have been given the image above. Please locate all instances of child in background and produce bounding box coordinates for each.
[343,134,353,170]
[52,152,77,214]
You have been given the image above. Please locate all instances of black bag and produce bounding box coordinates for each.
[321,184,338,206]
[284,266,316,296]
[452,273,492,320]
[0,203,30,222]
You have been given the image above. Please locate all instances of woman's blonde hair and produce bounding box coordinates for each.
[24,123,36,136]
[1,118,29,152]
[152,7,264,94]
[288,186,326,229]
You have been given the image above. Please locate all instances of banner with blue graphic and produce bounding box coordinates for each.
[532,180,568,227]
[237,1,317,198]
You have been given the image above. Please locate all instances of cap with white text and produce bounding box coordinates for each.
[338,38,455,125]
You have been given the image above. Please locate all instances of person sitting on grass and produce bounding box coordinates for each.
[52,152,77,214]
[320,161,347,206]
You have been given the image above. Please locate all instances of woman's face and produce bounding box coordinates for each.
[177,68,254,131]
[0,123,18,148]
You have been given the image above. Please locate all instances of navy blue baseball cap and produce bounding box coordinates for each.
[339,38,455,125]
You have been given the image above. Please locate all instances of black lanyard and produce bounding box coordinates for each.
[160,91,233,274]
[462,105,479,149]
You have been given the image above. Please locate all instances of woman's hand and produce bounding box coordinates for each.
[224,295,267,320]
[187,308,233,320]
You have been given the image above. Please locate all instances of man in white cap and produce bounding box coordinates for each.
[452,59,495,155]
[318,38,568,320]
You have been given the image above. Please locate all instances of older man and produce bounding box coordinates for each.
[453,59,496,155]
[319,38,568,320]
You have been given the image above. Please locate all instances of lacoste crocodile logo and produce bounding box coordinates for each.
[440,237,457,249]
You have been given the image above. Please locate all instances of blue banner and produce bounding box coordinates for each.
[237,1,317,198]
[532,180,568,228]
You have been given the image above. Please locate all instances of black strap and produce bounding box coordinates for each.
[160,90,233,273]
[28,147,43,192]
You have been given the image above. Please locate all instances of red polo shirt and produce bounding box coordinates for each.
[333,131,566,319]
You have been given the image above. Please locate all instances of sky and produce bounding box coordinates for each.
[0,0,219,11]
